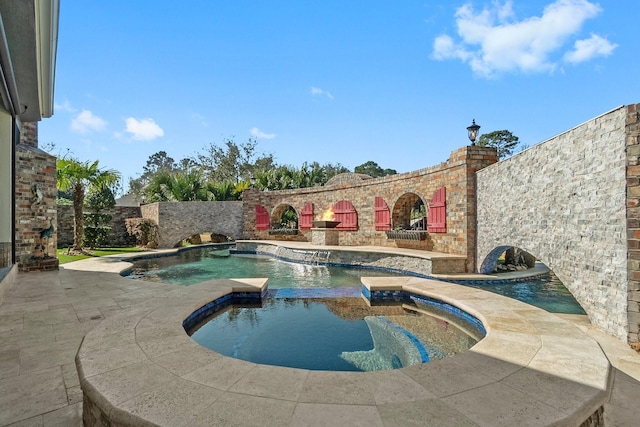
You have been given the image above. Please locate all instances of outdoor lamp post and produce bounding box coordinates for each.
[467,119,480,146]
[250,175,256,188]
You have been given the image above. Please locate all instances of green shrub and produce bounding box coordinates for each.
[125,218,158,247]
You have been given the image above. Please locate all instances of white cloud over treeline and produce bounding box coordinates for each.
[432,0,617,78]
[124,117,164,141]
[250,127,276,139]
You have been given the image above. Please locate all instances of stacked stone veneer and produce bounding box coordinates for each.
[15,122,59,271]
[141,201,244,248]
[626,103,640,344]
[238,242,466,276]
[242,146,498,273]
[56,205,140,248]
[477,106,630,341]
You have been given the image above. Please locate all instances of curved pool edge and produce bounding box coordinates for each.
[76,275,610,426]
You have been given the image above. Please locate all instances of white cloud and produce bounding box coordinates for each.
[250,127,276,140]
[310,86,334,99]
[55,100,77,113]
[432,0,615,78]
[124,117,164,141]
[190,112,208,127]
[70,110,107,133]
[564,33,617,64]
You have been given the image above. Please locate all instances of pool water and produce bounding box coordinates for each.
[188,296,479,372]
[452,272,586,315]
[129,249,396,288]
[129,247,585,314]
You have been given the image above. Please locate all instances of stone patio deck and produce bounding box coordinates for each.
[0,247,639,426]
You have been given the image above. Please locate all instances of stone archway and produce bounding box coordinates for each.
[178,231,233,247]
[271,204,298,229]
[479,245,536,274]
[391,193,427,230]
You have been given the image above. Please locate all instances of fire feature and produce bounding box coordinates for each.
[312,220,340,228]
[312,205,340,245]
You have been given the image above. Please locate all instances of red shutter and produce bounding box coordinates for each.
[427,187,446,233]
[255,205,270,230]
[374,197,391,231]
[333,200,358,231]
[299,203,314,229]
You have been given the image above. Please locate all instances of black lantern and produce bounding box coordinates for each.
[467,119,480,145]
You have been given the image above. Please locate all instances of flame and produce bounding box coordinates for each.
[319,205,335,221]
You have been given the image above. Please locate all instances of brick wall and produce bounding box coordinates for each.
[242,146,498,273]
[477,106,629,341]
[15,122,59,271]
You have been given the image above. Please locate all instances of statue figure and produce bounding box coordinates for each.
[31,183,44,212]
[38,217,55,256]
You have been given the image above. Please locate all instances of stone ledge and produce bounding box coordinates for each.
[77,276,610,426]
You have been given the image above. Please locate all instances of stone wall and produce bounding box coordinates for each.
[15,121,59,271]
[242,146,498,273]
[625,103,640,344]
[476,106,629,340]
[141,201,244,248]
[237,241,467,276]
[57,205,141,248]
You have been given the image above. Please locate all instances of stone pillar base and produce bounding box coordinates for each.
[311,228,339,246]
[18,256,59,272]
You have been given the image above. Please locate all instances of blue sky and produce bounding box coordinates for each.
[39,0,638,188]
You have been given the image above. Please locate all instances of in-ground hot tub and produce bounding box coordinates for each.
[183,287,485,372]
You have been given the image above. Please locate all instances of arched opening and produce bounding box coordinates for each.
[479,246,536,274]
[269,204,299,235]
[477,246,585,315]
[392,193,426,230]
[175,232,232,248]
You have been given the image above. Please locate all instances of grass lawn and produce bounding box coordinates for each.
[56,247,145,264]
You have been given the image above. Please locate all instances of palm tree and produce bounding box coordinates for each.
[57,158,120,251]
[206,180,243,201]
[144,170,211,202]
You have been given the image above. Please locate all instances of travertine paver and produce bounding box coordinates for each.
[0,247,639,426]
[76,273,610,426]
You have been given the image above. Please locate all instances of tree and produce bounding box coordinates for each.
[206,180,244,201]
[83,186,116,249]
[143,170,210,202]
[319,162,350,181]
[57,158,120,251]
[196,137,274,183]
[142,150,176,177]
[354,161,397,177]
[477,130,520,160]
[128,151,177,196]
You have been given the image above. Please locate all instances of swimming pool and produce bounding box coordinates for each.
[129,248,399,288]
[129,246,585,314]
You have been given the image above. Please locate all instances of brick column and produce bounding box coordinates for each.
[626,103,640,344]
[15,122,59,271]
